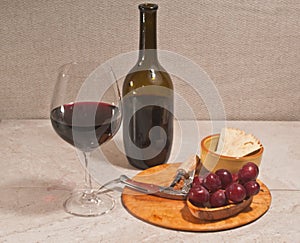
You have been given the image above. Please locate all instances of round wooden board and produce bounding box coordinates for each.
[121,163,272,232]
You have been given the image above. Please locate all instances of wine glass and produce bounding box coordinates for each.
[50,62,122,217]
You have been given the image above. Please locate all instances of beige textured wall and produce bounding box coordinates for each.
[0,0,299,120]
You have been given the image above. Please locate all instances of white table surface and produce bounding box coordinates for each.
[0,120,299,243]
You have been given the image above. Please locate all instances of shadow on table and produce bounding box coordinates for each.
[99,139,138,170]
[0,178,73,215]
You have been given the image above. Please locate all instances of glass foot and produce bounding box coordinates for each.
[63,189,115,217]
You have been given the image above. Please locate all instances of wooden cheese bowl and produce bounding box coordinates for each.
[187,196,253,221]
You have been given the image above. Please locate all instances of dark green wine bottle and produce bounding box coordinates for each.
[122,3,174,169]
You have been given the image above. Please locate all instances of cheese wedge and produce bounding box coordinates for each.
[215,128,261,157]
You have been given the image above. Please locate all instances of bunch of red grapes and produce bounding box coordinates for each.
[188,162,260,208]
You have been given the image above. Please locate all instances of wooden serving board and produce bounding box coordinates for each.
[121,163,272,232]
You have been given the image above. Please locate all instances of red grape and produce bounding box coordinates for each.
[231,172,239,183]
[244,180,260,197]
[188,185,210,206]
[225,183,246,203]
[215,169,233,189]
[238,162,259,183]
[188,162,261,208]
[203,173,222,192]
[192,176,203,188]
[210,189,226,207]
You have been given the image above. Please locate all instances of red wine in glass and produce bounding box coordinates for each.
[50,102,121,152]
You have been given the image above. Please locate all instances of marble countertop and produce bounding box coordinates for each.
[0,120,299,242]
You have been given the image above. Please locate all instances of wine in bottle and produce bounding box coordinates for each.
[122,3,174,169]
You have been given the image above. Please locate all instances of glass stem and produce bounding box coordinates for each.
[83,152,92,192]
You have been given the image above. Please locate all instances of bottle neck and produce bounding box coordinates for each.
[138,4,158,64]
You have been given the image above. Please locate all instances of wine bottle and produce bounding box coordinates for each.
[122,3,174,169]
